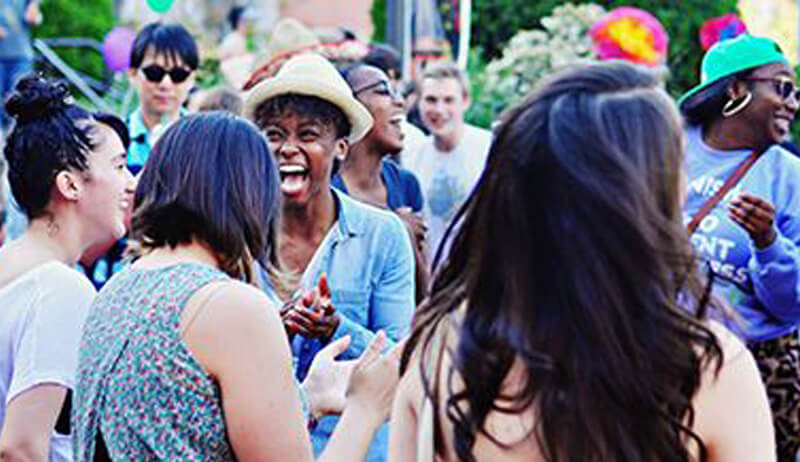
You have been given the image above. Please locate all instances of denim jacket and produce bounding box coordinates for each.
[259,188,415,461]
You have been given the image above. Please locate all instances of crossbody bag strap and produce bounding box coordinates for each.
[687,150,761,235]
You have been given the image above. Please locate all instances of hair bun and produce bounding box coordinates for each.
[5,75,70,123]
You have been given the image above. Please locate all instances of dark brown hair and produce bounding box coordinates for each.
[132,112,280,282]
[403,61,723,462]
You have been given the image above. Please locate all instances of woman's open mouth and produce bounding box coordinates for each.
[279,164,310,195]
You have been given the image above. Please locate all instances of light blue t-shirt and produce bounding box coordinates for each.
[684,125,800,341]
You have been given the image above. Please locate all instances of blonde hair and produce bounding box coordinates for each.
[421,61,470,97]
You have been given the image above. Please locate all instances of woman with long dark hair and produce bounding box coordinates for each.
[389,61,773,461]
[679,34,800,462]
[0,75,134,461]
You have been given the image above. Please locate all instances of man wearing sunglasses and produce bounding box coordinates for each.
[126,22,198,176]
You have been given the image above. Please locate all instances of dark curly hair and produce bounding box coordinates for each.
[252,93,351,140]
[3,74,129,220]
[403,61,724,462]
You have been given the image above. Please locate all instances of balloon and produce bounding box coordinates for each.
[147,0,174,14]
[103,27,136,73]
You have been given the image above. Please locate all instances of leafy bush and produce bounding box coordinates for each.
[471,3,606,127]
[34,0,114,81]
[469,0,739,99]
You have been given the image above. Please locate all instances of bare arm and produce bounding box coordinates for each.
[389,357,423,462]
[183,281,313,461]
[184,282,396,462]
[693,324,775,462]
[0,384,67,462]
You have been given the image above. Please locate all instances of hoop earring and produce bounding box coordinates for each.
[722,92,752,118]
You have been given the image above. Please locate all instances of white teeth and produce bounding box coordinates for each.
[279,165,307,174]
[389,115,404,123]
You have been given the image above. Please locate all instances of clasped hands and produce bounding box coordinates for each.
[281,273,341,342]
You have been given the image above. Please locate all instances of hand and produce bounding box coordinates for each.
[302,335,356,417]
[728,193,777,249]
[345,331,405,421]
[284,274,340,341]
[0,26,7,39]
[24,2,41,26]
[395,207,427,247]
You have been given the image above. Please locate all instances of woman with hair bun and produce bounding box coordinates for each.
[0,75,135,461]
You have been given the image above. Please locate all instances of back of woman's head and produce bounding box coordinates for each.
[406,61,722,462]
[132,112,280,282]
[4,75,129,220]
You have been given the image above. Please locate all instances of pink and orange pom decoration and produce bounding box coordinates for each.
[699,14,747,51]
[589,7,669,67]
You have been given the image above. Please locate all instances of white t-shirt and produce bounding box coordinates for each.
[0,262,96,462]
[407,124,492,257]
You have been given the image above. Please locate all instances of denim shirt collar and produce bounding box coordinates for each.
[331,187,366,240]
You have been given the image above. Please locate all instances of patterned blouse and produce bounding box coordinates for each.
[72,263,235,461]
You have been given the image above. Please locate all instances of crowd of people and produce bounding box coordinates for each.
[0,17,799,462]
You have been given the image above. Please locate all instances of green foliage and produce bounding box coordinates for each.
[467,0,739,99]
[465,3,605,128]
[371,0,387,42]
[34,0,114,81]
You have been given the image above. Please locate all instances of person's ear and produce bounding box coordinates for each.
[728,80,750,100]
[54,170,83,202]
[334,138,349,163]
[128,67,140,89]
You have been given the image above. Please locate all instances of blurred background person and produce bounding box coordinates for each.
[0,0,40,131]
[126,22,198,176]
[406,61,491,264]
[339,63,429,303]
[193,85,243,115]
[362,43,426,165]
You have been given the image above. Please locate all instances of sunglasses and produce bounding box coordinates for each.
[353,80,402,100]
[746,77,800,101]
[140,65,192,84]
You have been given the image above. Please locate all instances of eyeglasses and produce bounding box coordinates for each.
[746,77,800,101]
[140,65,192,84]
[353,80,402,100]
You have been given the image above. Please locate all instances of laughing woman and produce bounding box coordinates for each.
[0,76,134,461]
[245,53,415,461]
[337,64,429,303]
[679,34,800,461]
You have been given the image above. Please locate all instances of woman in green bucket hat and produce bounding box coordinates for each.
[680,34,800,462]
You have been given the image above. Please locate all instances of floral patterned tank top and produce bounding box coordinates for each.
[72,263,234,461]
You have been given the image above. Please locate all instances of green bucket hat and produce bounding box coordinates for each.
[678,34,789,107]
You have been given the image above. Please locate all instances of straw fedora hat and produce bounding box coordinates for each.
[243,53,374,144]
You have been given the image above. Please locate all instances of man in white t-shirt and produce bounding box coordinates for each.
[406,61,492,260]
